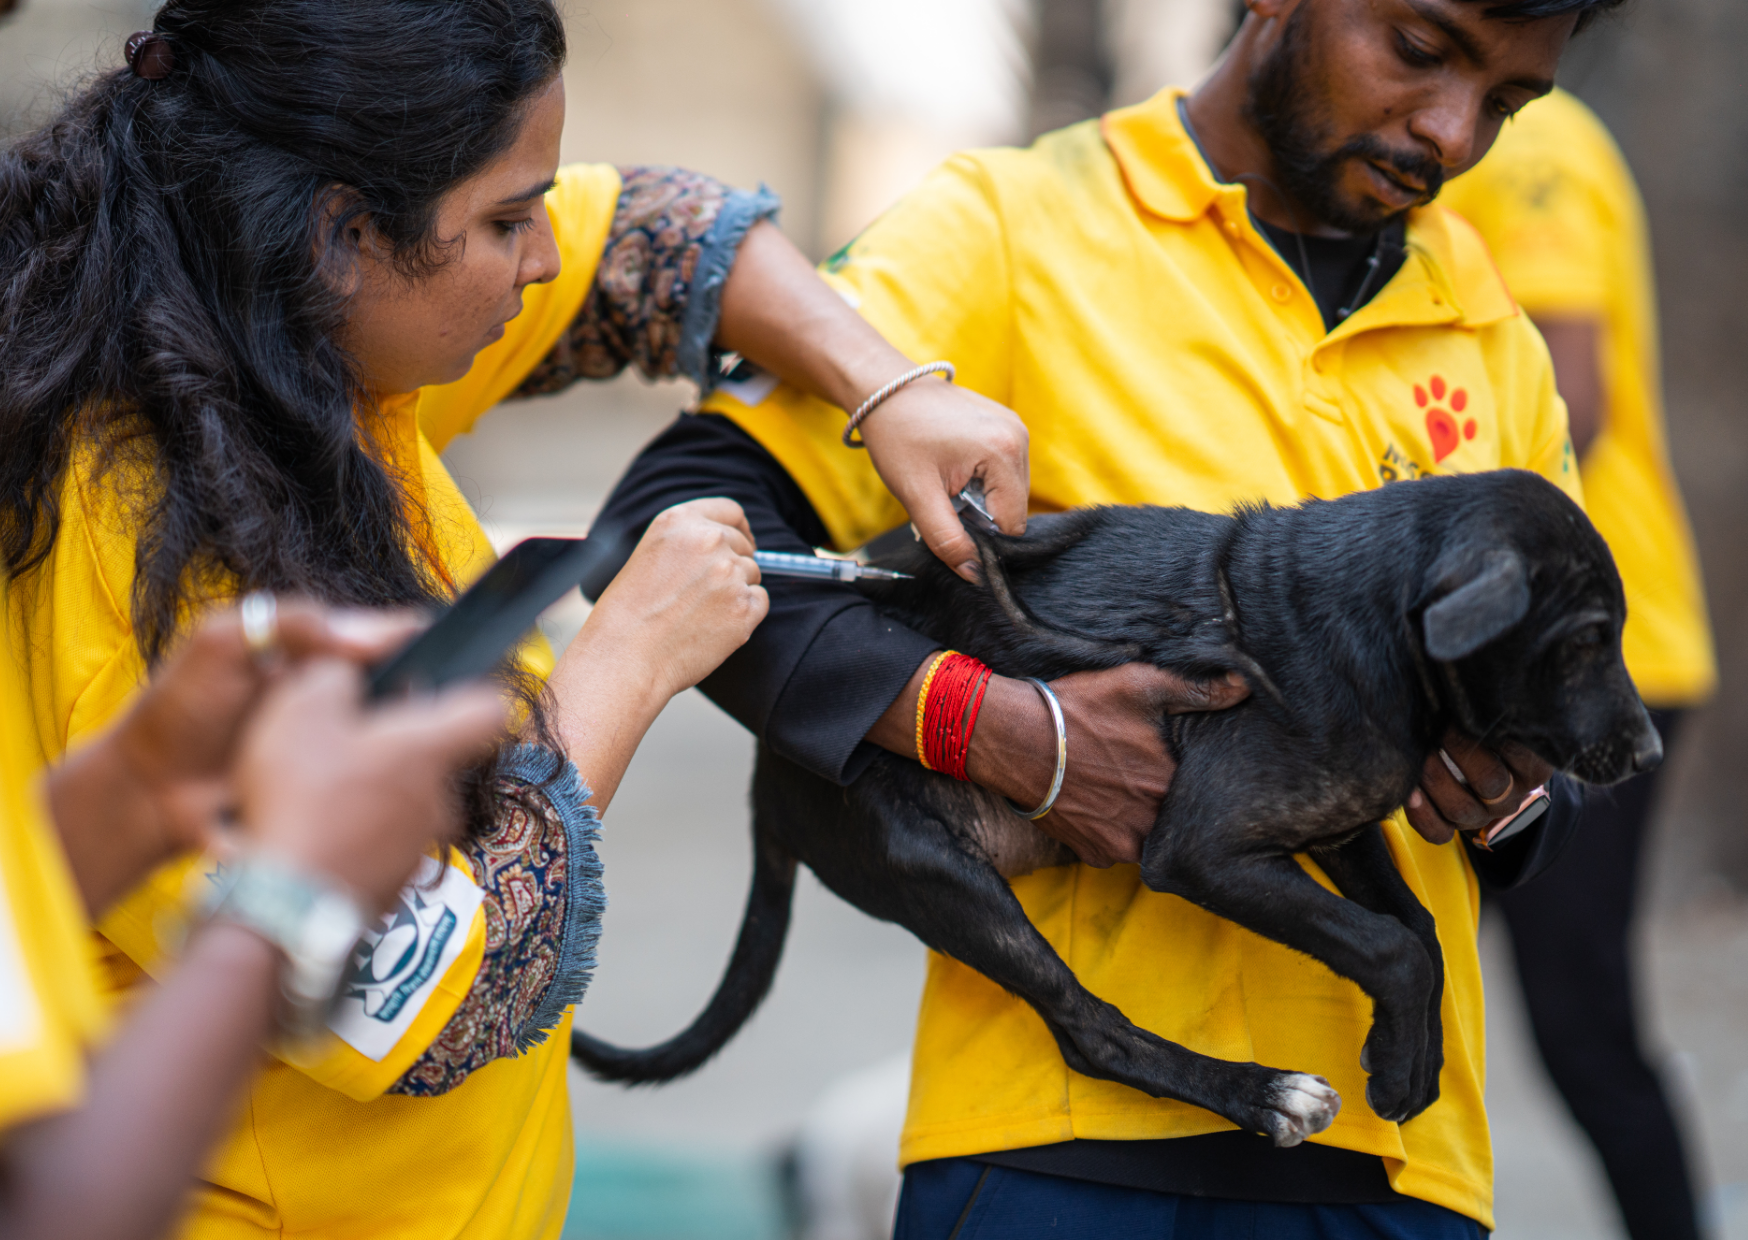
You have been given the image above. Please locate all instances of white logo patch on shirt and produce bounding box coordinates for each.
[327,855,482,1062]
[716,366,780,408]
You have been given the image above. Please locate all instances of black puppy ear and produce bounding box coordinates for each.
[1423,549,1531,661]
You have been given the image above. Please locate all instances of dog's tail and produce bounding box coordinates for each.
[570,821,797,1084]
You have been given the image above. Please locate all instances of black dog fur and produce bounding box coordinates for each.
[572,469,1660,1145]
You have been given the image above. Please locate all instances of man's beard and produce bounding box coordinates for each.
[1242,6,1445,234]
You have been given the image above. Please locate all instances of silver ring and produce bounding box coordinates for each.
[239,592,280,662]
[1007,677,1067,820]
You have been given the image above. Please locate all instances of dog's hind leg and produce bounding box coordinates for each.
[1141,785,1438,1125]
[794,762,1339,1148]
[1311,824,1446,1118]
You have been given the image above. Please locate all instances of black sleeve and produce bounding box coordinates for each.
[588,412,938,785]
[1462,775,1582,892]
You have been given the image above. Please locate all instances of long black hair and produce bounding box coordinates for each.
[0,0,567,828]
[0,0,565,649]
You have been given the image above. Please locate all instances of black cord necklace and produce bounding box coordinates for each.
[1176,97,1403,326]
[1335,229,1391,323]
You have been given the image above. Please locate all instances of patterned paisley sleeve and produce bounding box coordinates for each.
[512,166,781,398]
[388,746,605,1097]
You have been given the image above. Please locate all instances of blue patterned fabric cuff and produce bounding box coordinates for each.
[500,744,606,1050]
[678,184,782,392]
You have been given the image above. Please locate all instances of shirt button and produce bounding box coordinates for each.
[1272,283,1293,302]
[1224,220,1240,236]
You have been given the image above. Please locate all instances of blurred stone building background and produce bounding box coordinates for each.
[4,1,1745,1237]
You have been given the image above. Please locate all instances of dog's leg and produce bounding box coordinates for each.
[1311,825,1446,1117]
[781,758,1339,1148]
[1141,786,1437,1124]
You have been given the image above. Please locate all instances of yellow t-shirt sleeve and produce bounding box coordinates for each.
[0,779,108,1132]
[0,575,109,1132]
[418,162,624,454]
[704,153,1016,551]
[281,848,489,1103]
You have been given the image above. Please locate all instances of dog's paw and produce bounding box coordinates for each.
[1365,1071,1420,1124]
[1262,1073,1341,1147]
[1360,1016,1426,1124]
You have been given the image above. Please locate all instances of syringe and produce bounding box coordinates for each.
[753,550,912,583]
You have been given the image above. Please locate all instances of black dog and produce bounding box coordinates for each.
[572,469,1659,1145]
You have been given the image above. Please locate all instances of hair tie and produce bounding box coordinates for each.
[125,31,175,80]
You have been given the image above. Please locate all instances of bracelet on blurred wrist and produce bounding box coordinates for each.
[201,852,367,1041]
[841,361,955,447]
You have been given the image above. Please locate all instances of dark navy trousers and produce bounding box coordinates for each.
[895,1159,1486,1240]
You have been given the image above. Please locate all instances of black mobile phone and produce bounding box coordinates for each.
[367,530,622,701]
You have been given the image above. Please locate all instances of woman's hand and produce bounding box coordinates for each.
[234,659,505,912]
[546,498,768,811]
[856,379,1030,582]
[1404,728,1553,845]
[45,601,425,915]
[714,222,1030,582]
[867,657,1250,867]
[586,498,769,702]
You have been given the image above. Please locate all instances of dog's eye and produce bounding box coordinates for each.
[1567,627,1605,650]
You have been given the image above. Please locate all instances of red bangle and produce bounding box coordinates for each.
[918,652,993,781]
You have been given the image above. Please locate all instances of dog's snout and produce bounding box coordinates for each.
[1631,726,1664,774]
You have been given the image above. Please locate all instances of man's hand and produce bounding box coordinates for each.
[982,665,1249,866]
[1404,727,1553,845]
[711,221,1031,584]
[869,657,1250,868]
[856,380,1030,583]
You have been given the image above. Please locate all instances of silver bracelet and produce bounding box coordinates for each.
[203,854,367,1041]
[1007,677,1067,820]
[841,361,956,447]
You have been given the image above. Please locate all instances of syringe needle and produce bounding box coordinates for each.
[752,551,912,582]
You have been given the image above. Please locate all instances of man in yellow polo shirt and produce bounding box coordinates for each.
[591,0,1620,1234]
[1442,89,1715,1240]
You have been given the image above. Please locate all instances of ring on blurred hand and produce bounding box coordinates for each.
[240,592,280,662]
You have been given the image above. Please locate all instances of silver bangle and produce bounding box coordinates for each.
[1006,677,1067,820]
[841,361,955,447]
[203,854,367,1042]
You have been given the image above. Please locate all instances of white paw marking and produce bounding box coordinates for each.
[1267,1073,1342,1147]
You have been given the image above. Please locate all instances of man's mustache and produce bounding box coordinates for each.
[1331,134,1446,200]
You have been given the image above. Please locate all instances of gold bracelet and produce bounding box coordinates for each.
[913,651,952,770]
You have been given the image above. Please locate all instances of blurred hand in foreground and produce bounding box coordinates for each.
[234,658,504,912]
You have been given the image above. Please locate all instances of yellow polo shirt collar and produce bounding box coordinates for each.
[1101,89,1519,338]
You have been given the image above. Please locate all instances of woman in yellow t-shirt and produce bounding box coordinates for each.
[0,2,1025,1237]
[1,597,507,1240]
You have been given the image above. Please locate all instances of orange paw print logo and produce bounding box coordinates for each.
[1415,376,1475,463]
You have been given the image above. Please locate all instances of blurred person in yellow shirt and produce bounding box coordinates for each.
[1442,87,1715,1240]
[0,595,508,1240]
[587,0,1635,1234]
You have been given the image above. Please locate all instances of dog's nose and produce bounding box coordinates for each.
[1631,728,1664,774]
